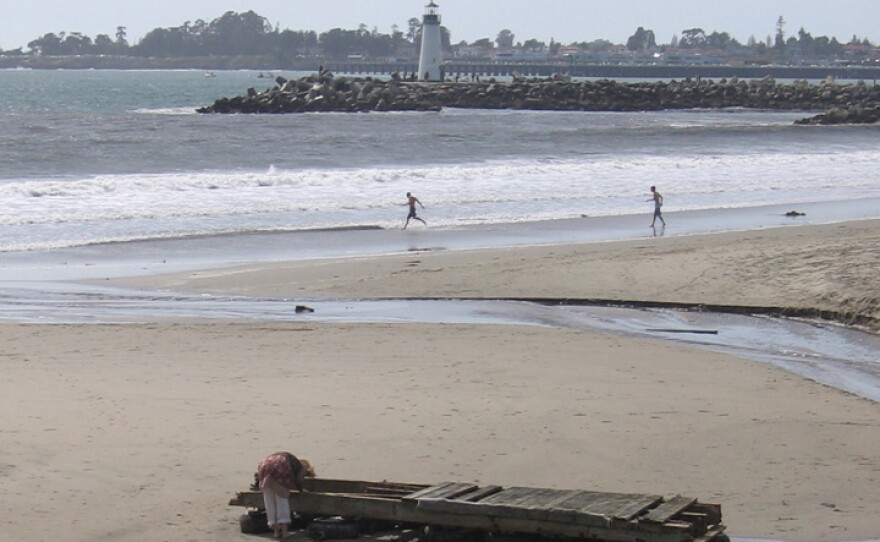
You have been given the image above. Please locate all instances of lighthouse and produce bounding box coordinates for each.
[418,1,443,81]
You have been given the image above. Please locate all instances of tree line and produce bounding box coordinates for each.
[624,20,870,58]
[5,11,437,60]
[3,10,875,61]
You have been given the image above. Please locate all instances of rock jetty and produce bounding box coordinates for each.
[794,104,880,125]
[197,72,880,124]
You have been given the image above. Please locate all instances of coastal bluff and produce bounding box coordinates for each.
[197,72,880,123]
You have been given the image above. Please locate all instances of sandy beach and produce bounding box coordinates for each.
[2,220,879,542]
[121,219,880,329]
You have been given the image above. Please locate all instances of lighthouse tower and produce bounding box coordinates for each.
[418,1,443,81]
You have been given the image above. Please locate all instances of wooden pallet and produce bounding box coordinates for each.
[230,478,725,542]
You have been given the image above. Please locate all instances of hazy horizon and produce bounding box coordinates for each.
[1,1,878,52]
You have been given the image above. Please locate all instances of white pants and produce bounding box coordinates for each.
[262,487,291,527]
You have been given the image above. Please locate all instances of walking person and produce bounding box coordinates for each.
[403,192,426,229]
[647,185,666,227]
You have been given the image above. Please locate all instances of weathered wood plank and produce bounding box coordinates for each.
[500,488,562,508]
[608,495,665,520]
[479,487,541,505]
[230,478,721,542]
[679,512,708,537]
[642,496,697,523]
[623,518,692,535]
[418,488,617,530]
[367,482,429,494]
[483,487,592,509]
[416,496,610,528]
[233,490,698,542]
[423,483,479,501]
[572,492,662,517]
[458,485,502,502]
[519,488,573,508]
[304,478,429,495]
[584,495,634,516]
[403,482,456,501]
[366,486,421,496]
[504,488,546,505]
[541,490,582,509]
[541,506,608,528]
[418,496,696,542]
[551,490,621,512]
[658,520,693,532]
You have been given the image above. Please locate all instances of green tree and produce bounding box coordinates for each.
[584,39,613,52]
[496,29,514,48]
[203,10,275,55]
[94,34,115,54]
[797,28,814,54]
[27,33,63,55]
[136,27,187,56]
[61,32,92,54]
[319,28,360,58]
[440,26,451,50]
[522,39,545,51]
[774,16,786,50]
[278,29,317,56]
[390,24,406,50]
[406,18,421,43]
[115,26,128,48]
[706,31,737,50]
[812,35,842,56]
[626,27,656,52]
[679,28,706,48]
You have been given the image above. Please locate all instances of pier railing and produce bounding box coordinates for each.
[323,61,880,81]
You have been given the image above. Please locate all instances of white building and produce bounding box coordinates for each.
[418,1,443,81]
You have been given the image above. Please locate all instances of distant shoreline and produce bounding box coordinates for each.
[3,54,880,82]
[0,54,316,71]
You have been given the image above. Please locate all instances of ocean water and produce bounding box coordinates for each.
[1,68,880,252]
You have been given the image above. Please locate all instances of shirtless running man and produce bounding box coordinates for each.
[403,192,426,229]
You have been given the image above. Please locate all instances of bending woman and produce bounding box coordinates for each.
[257,452,314,539]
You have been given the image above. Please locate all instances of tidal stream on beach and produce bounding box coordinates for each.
[2,279,878,404]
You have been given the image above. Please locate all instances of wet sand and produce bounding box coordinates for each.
[1,219,879,542]
[3,198,879,284]
[121,219,880,330]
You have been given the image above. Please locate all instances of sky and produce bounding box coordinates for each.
[1,0,878,51]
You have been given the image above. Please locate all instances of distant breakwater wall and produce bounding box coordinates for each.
[326,62,880,82]
[197,73,880,124]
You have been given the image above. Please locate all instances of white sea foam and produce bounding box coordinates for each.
[1,145,879,252]
[3,148,879,209]
[132,107,200,115]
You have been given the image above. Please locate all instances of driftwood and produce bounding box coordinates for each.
[230,478,726,542]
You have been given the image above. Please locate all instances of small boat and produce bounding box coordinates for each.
[204,71,216,78]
